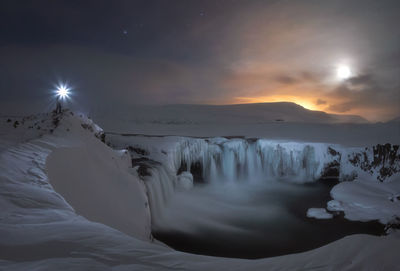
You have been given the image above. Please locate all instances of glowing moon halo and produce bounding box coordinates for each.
[337,65,352,80]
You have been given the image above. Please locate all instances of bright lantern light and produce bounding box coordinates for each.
[337,65,351,80]
[56,84,70,99]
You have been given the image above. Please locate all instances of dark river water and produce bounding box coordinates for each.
[153,179,384,259]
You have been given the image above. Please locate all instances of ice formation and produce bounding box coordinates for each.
[170,138,336,183]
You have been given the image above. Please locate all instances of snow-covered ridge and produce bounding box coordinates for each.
[0,111,152,241]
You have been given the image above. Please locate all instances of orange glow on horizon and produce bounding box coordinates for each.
[224,96,391,122]
[233,96,321,111]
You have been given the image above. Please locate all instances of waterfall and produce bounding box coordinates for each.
[107,133,398,231]
[114,136,340,227]
[174,138,332,183]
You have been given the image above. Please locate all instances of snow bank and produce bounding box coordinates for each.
[0,111,152,242]
[1,231,400,270]
[306,208,333,219]
[46,113,152,240]
[46,146,151,240]
[329,177,400,224]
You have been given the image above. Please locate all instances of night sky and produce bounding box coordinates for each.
[0,0,399,121]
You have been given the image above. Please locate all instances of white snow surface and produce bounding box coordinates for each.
[0,112,152,239]
[1,112,400,270]
[330,176,400,224]
[95,103,400,147]
[307,208,334,219]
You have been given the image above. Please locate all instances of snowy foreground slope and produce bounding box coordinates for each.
[0,111,400,270]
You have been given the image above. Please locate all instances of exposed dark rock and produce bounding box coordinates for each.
[127,146,149,156]
[321,160,340,180]
[52,117,60,127]
[321,147,341,180]
[384,217,400,233]
[95,131,106,143]
[132,157,153,164]
[13,121,19,128]
[6,118,11,123]
[132,157,160,178]
[328,147,339,156]
[81,123,94,132]
[190,162,204,183]
[177,162,186,175]
[389,194,400,202]
[348,143,400,182]
[137,165,152,177]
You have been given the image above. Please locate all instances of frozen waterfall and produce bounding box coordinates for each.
[173,138,334,183]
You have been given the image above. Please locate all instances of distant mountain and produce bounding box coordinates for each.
[387,116,400,123]
[101,102,367,125]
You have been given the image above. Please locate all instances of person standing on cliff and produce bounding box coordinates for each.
[55,96,62,114]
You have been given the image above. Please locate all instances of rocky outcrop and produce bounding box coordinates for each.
[348,144,400,182]
[320,147,341,180]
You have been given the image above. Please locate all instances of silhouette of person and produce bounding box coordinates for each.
[55,96,62,114]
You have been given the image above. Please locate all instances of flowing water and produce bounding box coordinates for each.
[153,179,384,259]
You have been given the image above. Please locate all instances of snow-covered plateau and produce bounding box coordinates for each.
[0,111,399,270]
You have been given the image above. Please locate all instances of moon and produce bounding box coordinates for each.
[337,65,352,80]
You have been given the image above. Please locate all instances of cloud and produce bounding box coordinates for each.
[327,102,352,113]
[275,75,298,85]
[0,44,217,106]
[315,99,327,105]
[346,74,374,86]
[326,73,400,120]
[222,67,400,121]
[1,0,399,121]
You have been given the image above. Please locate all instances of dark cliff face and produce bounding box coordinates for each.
[320,147,341,180]
[348,144,400,182]
[320,144,400,182]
